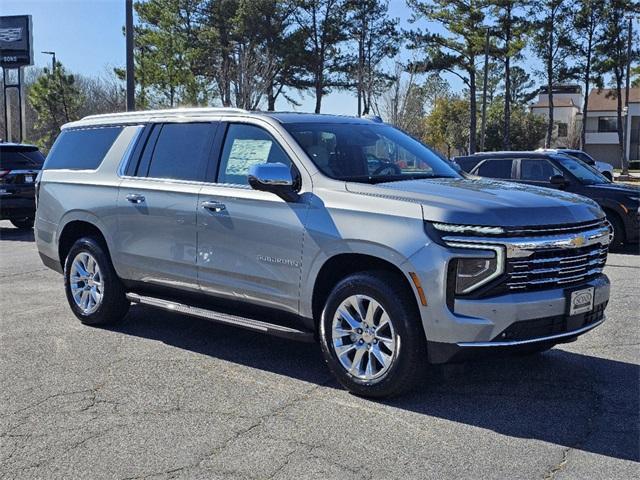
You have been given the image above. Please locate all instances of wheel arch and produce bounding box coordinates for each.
[57,217,111,270]
[310,252,421,332]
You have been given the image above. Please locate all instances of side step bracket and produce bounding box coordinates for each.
[126,293,315,343]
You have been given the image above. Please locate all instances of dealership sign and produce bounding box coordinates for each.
[0,15,33,68]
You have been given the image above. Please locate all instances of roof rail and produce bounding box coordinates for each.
[82,106,248,121]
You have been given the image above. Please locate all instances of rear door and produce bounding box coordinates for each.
[115,122,218,290]
[472,158,515,180]
[0,146,44,219]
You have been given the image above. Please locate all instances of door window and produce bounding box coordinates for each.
[144,123,214,182]
[217,124,291,185]
[520,159,562,182]
[475,159,514,179]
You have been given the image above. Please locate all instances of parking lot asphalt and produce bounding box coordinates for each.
[0,220,638,480]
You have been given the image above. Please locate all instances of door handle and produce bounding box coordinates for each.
[201,200,226,213]
[126,193,145,204]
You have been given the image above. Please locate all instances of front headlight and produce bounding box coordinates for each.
[446,243,505,294]
[455,256,499,294]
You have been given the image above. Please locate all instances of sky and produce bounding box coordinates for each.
[1,0,563,115]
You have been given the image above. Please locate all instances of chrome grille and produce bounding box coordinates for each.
[506,244,608,291]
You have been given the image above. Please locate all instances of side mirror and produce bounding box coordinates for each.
[549,174,569,188]
[248,163,299,201]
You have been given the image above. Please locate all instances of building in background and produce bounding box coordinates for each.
[530,85,640,168]
[530,85,582,147]
[584,88,639,168]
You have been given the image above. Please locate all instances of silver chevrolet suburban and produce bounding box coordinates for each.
[36,108,611,397]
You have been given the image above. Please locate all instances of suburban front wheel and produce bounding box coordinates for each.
[64,237,129,325]
[319,271,427,398]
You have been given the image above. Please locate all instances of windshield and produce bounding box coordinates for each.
[284,123,460,183]
[555,155,610,185]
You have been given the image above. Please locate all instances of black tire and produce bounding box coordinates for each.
[606,212,625,250]
[319,271,427,398]
[10,217,34,230]
[64,236,129,325]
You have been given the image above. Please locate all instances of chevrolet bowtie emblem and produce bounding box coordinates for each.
[572,235,586,247]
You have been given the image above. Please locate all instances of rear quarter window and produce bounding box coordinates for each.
[44,126,123,170]
[454,157,482,173]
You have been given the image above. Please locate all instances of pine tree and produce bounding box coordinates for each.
[407,0,488,154]
[531,0,575,148]
[291,0,350,113]
[572,0,605,149]
[489,0,529,150]
[28,62,84,148]
[346,0,400,116]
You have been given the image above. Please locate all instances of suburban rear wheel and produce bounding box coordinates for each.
[64,237,129,325]
[319,271,427,398]
[10,217,34,230]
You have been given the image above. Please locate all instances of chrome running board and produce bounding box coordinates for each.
[126,293,315,342]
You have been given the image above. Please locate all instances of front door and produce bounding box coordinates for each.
[197,122,309,314]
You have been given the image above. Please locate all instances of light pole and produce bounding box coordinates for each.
[125,0,135,111]
[41,51,56,74]
[622,16,633,176]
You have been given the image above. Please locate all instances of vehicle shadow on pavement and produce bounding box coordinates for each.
[110,304,639,463]
[0,226,35,242]
[610,243,640,255]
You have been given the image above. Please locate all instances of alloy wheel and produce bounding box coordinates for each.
[69,252,104,315]
[331,294,397,381]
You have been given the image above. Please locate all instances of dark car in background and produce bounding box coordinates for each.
[454,151,639,249]
[0,143,45,230]
[536,148,614,181]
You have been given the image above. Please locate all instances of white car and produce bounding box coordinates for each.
[537,149,614,181]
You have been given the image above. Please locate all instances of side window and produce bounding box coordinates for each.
[476,159,513,179]
[145,123,214,182]
[520,158,562,182]
[217,124,291,185]
[44,126,123,170]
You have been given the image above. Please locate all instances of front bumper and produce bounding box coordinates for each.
[403,227,611,364]
[424,275,609,363]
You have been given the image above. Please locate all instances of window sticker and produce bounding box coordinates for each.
[226,139,272,175]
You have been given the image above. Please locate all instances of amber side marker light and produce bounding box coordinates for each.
[409,272,428,306]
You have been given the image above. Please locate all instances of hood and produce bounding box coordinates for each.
[346,177,604,227]
[584,182,640,196]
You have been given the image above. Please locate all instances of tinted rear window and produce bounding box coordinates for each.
[0,147,45,170]
[476,159,513,179]
[454,157,482,173]
[44,126,123,170]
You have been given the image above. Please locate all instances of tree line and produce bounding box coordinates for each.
[2,0,638,158]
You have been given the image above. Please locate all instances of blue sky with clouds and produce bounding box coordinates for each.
[6,0,549,114]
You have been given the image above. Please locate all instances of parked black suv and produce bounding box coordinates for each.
[0,143,45,229]
[454,151,639,248]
